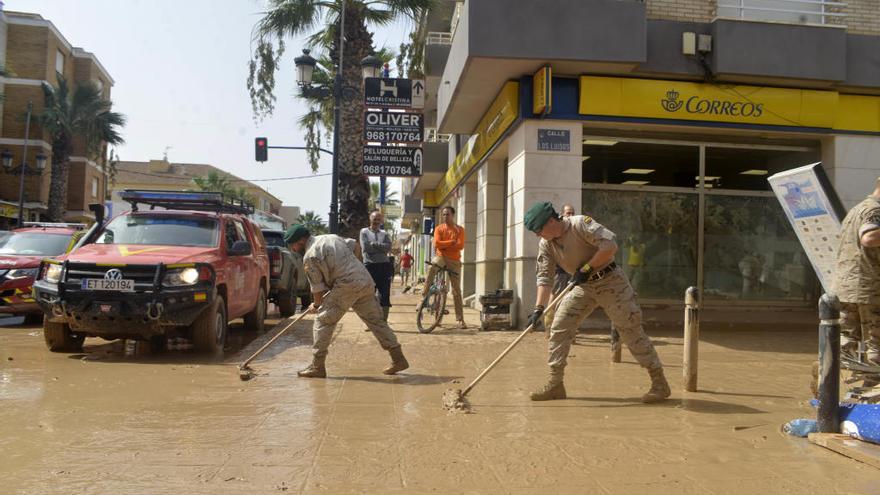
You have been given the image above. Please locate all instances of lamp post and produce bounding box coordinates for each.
[1,100,47,227]
[294,24,383,234]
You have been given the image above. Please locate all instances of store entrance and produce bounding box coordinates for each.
[581,135,821,306]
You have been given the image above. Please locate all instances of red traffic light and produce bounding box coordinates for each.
[255,137,268,162]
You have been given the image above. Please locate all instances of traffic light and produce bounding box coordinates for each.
[255,137,268,162]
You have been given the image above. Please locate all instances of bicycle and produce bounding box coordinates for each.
[416,261,457,333]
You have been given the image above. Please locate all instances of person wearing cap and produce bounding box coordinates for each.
[284,224,409,378]
[833,178,880,380]
[523,201,670,403]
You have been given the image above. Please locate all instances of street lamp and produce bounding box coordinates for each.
[293,44,387,234]
[2,101,47,226]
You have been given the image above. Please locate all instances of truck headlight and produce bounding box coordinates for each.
[45,264,62,283]
[163,267,200,286]
[6,268,39,280]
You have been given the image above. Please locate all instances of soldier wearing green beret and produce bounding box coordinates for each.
[284,224,409,378]
[523,202,670,403]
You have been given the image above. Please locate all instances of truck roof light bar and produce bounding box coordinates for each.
[119,189,255,215]
[22,222,87,230]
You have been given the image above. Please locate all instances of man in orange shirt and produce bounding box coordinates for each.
[419,205,467,328]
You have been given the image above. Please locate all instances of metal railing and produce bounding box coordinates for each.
[425,128,452,143]
[716,0,847,26]
[426,31,453,46]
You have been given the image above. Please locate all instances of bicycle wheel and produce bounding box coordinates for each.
[417,289,444,333]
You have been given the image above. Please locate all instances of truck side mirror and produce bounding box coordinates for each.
[229,240,252,256]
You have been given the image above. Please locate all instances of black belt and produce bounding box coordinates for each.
[588,262,617,282]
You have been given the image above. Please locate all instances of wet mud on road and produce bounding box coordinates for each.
[2,294,880,494]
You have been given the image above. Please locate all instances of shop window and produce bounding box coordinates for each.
[583,188,698,299]
[703,194,818,302]
[582,141,699,188]
[704,147,819,192]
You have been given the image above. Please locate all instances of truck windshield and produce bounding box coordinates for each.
[95,215,219,247]
[0,232,72,256]
[263,232,286,248]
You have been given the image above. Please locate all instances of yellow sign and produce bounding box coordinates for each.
[427,81,520,207]
[579,76,880,133]
[0,204,18,218]
[117,246,168,257]
[533,66,551,115]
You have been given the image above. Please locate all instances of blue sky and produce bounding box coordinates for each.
[9,0,412,220]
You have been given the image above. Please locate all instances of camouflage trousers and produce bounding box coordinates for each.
[312,282,400,358]
[548,268,662,378]
[839,302,880,365]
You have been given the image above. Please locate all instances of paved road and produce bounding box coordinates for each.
[1,293,878,494]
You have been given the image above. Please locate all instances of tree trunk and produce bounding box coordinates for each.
[46,139,71,222]
[334,3,372,240]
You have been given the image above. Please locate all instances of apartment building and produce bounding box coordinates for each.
[110,159,283,218]
[402,0,880,323]
[0,9,115,227]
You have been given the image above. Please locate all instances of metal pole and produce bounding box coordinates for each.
[328,1,346,235]
[379,176,386,205]
[817,293,841,433]
[683,286,700,392]
[17,101,33,227]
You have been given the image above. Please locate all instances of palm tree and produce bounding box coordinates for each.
[191,171,255,205]
[247,0,431,239]
[298,210,328,235]
[368,180,399,210]
[39,75,126,221]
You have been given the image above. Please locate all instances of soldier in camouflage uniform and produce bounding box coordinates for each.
[833,182,880,370]
[284,225,409,378]
[523,202,670,403]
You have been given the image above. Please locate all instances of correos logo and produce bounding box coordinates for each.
[660,89,763,118]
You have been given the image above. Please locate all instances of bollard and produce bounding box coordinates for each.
[818,293,841,433]
[683,286,700,392]
[610,327,622,363]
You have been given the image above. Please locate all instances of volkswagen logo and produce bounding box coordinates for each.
[104,269,124,281]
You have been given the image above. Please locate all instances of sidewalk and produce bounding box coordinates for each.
[2,288,879,494]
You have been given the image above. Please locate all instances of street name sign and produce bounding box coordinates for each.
[363,146,423,177]
[364,111,424,143]
[364,77,425,109]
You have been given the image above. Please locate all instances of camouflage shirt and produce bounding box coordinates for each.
[303,234,373,293]
[536,215,617,287]
[833,196,880,304]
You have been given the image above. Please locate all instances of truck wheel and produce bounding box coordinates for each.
[244,287,267,333]
[277,289,296,317]
[44,319,85,352]
[192,296,227,357]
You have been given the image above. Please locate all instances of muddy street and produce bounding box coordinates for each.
[2,293,879,494]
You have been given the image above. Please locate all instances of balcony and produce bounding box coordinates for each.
[438,0,647,134]
[716,0,847,28]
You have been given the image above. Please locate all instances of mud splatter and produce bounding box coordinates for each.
[443,388,472,414]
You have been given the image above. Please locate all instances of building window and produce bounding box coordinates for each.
[55,50,65,75]
[95,79,104,94]
[716,0,844,27]
[91,177,99,198]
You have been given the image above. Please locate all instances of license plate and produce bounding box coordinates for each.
[81,278,135,292]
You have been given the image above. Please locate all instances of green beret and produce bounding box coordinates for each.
[524,201,557,232]
[283,224,311,244]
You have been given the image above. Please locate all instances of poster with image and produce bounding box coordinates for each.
[768,163,846,293]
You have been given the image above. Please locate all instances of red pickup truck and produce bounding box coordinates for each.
[33,191,269,356]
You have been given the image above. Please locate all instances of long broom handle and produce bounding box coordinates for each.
[240,305,316,369]
[461,282,576,397]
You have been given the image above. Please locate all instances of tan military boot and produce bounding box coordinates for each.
[530,381,566,401]
[297,356,327,378]
[383,346,409,375]
[642,368,671,403]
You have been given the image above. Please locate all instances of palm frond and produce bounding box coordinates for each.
[256,0,323,40]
